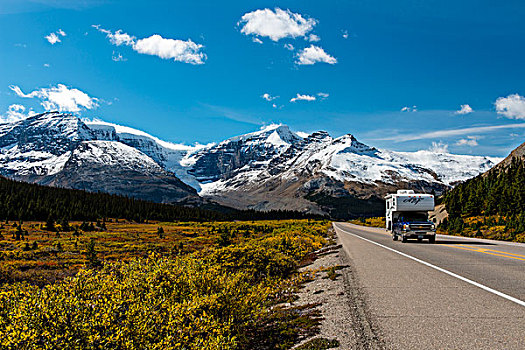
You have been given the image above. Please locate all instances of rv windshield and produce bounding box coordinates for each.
[399,212,428,222]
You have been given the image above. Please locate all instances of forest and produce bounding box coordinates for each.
[441,157,525,242]
[0,176,321,223]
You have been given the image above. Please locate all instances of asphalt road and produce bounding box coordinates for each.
[333,222,525,350]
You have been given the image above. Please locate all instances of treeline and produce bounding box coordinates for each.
[441,157,525,241]
[0,176,322,222]
[443,157,525,217]
[440,214,525,241]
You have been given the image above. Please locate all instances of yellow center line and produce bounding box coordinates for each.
[456,245,525,258]
[442,244,525,261]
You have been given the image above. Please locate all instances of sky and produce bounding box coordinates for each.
[1,0,525,157]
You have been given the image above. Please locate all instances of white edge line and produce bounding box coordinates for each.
[334,223,525,308]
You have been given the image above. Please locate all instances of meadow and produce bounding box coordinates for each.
[0,219,333,349]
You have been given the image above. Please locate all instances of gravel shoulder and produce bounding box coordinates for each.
[292,228,385,349]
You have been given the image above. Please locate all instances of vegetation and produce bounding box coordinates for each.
[441,157,525,242]
[349,216,385,228]
[0,219,331,349]
[305,193,384,219]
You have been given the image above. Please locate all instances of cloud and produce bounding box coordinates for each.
[308,34,320,42]
[45,29,66,45]
[290,93,316,102]
[455,104,473,115]
[93,26,206,64]
[92,25,135,46]
[238,8,317,42]
[111,51,127,62]
[296,45,337,65]
[45,33,61,44]
[9,84,99,113]
[43,63,50,68]
[455,136,478,146]
[379,123,525,142]
[252,37,263,44]
[262,93,278,101]
[284,43,294,51]
[317,92,329,99]
[0,104,35,123]
[342,30,349,39]
[401,105,417,112]
[428,141,449,154]
[495,94,525,119]
[133,35,206,64]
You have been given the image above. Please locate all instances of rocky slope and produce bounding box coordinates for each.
[190,125,499,217]
[0,112,501,217]
[0,112,199,204]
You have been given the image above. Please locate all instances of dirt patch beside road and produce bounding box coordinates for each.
[293,228,385,349]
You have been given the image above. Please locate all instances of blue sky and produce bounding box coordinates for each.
[2,0,525,156]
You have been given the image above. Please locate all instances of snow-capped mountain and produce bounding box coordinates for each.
[191,127,499,217]
[0,112,199,204]
[0,112,502,217]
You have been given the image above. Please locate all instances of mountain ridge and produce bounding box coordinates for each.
[0,112,502,218]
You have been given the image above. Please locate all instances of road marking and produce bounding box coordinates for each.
[442,244,525,261]
[334,223,525,308]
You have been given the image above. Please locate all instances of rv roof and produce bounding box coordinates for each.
[397,190,415,194]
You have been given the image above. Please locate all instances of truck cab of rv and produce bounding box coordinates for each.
[385,190,436,243]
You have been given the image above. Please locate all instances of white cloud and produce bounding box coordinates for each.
[379,123,525,142]
[45,32,61,44]
[308,34,320,42]
[283,43,294,51]
[43,63,50,68]
[272,103,277,108]
[93,26,206,64]
[45,29,67,45]
[317,92,329,99]
[133,35,206,64]
[111,51,127,62]
[238,8,317,42]
[0,104,35,123]
[10,84,99,113]
[455,136,478,146]
[401,105,417,112]
[429,141,449,154]
[290,93,316,102]
[455,104,473,115]
[92,25,136,46]
[495,94,525,120]
[262,93,278,101]
[342,30,349,39]
[296,45,337,65]
[252,37,263,44]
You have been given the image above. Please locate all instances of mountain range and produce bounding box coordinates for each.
[0,112,501,218]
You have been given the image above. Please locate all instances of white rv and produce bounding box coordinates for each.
[385,190,436,243]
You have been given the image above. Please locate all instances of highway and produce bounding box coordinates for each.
[333,222,525,350]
